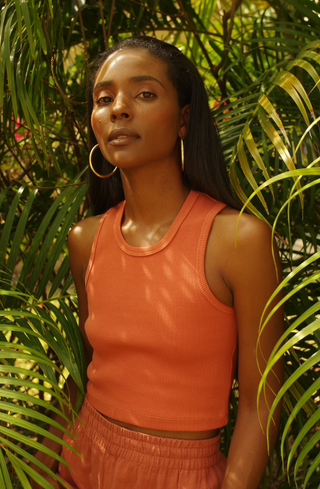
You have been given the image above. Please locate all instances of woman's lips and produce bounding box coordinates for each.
[108,128,140,146]
[109,135,139,146]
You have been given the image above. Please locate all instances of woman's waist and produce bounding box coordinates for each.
[101,413,220,440]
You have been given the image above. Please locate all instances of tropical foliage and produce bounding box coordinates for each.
[0,0,319,488]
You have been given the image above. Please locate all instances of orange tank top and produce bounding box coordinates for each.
[85,190,238,431]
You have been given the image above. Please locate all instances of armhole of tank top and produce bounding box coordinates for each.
[85,209,113,287]
[197,202,235,314]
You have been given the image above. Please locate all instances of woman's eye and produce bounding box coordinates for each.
[96,96,112,105]
[138,91,156,99]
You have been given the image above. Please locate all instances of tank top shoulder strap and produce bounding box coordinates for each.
[199,198,227,241]
[185,192,227,249]
[196,195,233,312]
[197,197,227,270]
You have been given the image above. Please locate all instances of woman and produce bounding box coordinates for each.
[31,36,283,489]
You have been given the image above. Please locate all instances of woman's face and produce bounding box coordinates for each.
[91,48,189,171]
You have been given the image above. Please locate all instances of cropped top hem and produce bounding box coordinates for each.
[86,392,229,431]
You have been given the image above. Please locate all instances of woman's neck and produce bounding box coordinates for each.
[119,163,190,247]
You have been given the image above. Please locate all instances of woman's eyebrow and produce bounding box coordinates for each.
[130,75,164,87]
[94,75,164,91]
[93,80,112,91]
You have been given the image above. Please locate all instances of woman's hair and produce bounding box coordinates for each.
[88,35,239,214]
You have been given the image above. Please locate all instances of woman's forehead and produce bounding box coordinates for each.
[95,48,169,85]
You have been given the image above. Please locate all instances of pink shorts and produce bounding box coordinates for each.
[58,398,226,489]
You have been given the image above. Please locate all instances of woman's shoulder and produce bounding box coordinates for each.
[215,206,272,247]
[69,214,103,245]
[205,204,281,310]
[208,206,276,278]
[68,214,104,272]
[213,206,280,287]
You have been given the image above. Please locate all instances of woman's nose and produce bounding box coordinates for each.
[111,95,132,121]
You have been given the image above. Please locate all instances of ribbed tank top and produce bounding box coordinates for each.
[85,190,238,431]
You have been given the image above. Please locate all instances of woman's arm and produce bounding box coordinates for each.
[218,213,284,489]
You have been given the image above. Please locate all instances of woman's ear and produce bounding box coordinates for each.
[179,104,190,139]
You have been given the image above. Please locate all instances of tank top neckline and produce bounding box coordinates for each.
[113,190,199,256]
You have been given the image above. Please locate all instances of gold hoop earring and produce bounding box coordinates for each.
[181,138,185,173]
[89,144,118,179]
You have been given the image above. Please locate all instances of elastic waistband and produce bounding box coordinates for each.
[77,398,222,470]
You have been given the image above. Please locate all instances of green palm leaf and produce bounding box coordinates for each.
[0,179,86,487]
[1,1,320,487]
